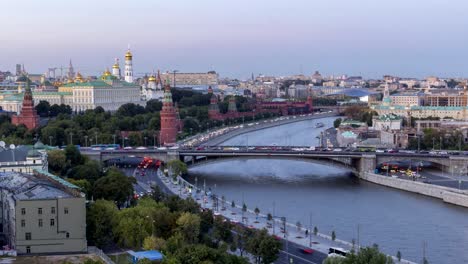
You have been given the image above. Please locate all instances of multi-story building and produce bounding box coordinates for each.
[389,92,423,107]
[0,170,86,254]
[161,71,218,86]
[372,85,468,119]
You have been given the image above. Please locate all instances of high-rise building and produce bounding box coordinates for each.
[67,60,75,81]
[159,83,178,145]
[124,49,133,83]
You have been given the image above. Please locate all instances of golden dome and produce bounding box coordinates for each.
[125,50,132,60]
[75,72,84,83]
[67,78,74,84]
[112,63,119,69]
[103,68,111,76]
[148,75,156,82]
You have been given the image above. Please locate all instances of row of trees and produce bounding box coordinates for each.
[87,189,282,264]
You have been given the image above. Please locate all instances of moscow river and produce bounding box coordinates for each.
[184,116,468,263]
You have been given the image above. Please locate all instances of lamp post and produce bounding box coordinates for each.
[144,136,148,147]
[95,132,98,145]
[153,134,157,149]
[84,135,88,147]
[69,132,73,145]
[49,136,53,146]
[113,134,116,145]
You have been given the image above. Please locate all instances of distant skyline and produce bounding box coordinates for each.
[2,0,468,79]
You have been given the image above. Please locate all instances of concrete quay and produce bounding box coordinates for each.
[361,172,468,208]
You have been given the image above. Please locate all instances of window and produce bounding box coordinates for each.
[21,219,25,227]
[21,208,25,215]
[51,207,55,214]
[38,219,43,227]
[38,208,42,215]
[26,246,31,254]
[25,232,31,240]
[66,232,70,238]
[50,219,55,226]
[64,207,69,214]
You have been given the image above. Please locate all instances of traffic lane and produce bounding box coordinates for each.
[271,236,327,264]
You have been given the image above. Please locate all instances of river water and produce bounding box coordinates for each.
[184,116,468,264]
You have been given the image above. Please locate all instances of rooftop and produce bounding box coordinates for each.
[0,172,73,201]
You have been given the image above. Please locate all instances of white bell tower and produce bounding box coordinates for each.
[124,47,133,83]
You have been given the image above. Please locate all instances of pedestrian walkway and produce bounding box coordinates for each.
[156,170,415,264]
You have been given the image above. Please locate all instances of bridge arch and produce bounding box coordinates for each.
[182,154,360,173]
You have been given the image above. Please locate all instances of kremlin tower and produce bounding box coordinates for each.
[124,48,133,83]
[12,78,39,130]
[159,82,178,145]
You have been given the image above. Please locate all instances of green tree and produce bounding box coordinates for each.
[212,216,232,246]
[93,168,135,208]
[396,250,401,262]
[331,230,336,241]
[86,200,118,247]
[231,200,236,209]
[313,226,318,236]
[334,118,342,128]
[47,149,67,174]
[323,256,345,264]
[67,160,101,182]
[145,99,163,112]
[35,100,50,117]
[176,212,201,244]
[167,160,188,179]
[67,178,92,199]
[246,229,282,264]
[64,144,83,166]
[345,244,394,264]
[143,236,166,251]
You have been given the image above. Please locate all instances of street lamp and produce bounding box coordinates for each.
[49,136,53,146]
[153,134,157,149]
[113,134,116,145]
[84,135,88,147]
[144,136,148,147]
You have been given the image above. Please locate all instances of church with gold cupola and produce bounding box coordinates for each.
[141,70,164,100]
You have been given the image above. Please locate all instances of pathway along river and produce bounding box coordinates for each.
[184,116,468,264]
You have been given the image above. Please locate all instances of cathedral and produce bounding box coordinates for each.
[140,70,165,101]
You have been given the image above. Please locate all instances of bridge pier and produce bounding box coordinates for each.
[358,154,377,177]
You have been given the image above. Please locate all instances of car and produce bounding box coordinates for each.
[136,146,148,150]
[123,146,133,150]
[301,248,314,254]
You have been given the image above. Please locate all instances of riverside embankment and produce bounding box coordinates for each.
[361,172,468,208]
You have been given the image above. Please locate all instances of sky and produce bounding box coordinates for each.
[2,0,468,79]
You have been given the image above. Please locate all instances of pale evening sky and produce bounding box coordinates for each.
[2,0,468,79]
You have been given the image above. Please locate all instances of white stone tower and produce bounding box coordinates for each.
[112,58,120,78]
[124,48,133,83]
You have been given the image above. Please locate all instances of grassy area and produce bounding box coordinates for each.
[108,253,132,264]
